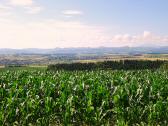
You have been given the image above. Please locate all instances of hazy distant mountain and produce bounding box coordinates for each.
[0,46,168,55]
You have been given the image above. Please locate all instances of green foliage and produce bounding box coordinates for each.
[48,60,166,71]
[160,62,168,70]
[0,70,168,125]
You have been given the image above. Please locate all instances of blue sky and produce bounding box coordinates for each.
[0,0,168,48]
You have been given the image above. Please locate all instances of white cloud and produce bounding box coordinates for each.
[0,4,12,16]
[143,31,152,38]
[0,19,108,48]
[7,0,43,14]
[9,0,33,6]
[62,10,83,16]
[110,31,168,47]
[25,6,43,14]
[0,17,167,48]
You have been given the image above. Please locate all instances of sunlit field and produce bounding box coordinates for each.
[0,64,168,125]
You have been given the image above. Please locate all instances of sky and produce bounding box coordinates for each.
[0,0,168,49]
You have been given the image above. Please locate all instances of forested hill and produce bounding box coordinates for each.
[0,46,168,54]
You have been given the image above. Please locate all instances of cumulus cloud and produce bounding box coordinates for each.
[111,31,168,47]
[9,0,33,6]
[7,0,43,14]
[143,31,152,38]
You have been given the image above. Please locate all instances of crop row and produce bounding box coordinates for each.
[0,70,168,125]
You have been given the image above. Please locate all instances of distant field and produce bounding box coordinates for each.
[76,54,168,63]
[0,54,168,66]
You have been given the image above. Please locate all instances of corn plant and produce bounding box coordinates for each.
[0,69,168,125]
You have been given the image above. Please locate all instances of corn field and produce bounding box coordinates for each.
[0,70,168,125]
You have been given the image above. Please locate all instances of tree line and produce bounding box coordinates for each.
[47,60,167,71]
